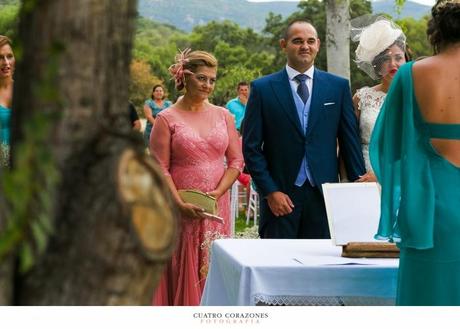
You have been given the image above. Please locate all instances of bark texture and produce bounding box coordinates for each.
[0,255,14,305]
[7,0,177,305]
[325,0,351,80]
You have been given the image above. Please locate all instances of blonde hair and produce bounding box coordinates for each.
[169,49,218,91]
[0,35,12,48]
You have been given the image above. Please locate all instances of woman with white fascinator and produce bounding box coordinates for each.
[351,16,410,182]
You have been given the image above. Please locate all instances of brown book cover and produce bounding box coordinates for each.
[342,242,400,258]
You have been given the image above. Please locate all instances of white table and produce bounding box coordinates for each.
[201,239,398,306]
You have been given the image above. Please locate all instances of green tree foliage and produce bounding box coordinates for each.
[0,4,19,38]
[188,20,274,105]
[189,20,269,54]
[138,0,299,32]
[212,64,260,106]
[132,17,188,102]
[263,1,327,71]
[129,59,163,113]
[132,18,276,105]
[396,16,431,59]
[0,0,433,106]
[0,0,19,5]
[263,0,374,93]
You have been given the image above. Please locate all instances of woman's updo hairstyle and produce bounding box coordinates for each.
[168,49,218,91]
[427,0,460,54]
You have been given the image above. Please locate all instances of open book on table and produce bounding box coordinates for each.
[322,182,398,257]
[322,182,381,245]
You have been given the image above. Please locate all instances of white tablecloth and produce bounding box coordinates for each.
[201,239,398,306]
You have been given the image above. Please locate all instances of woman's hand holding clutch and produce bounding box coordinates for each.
[177,189,222,222]
[178,202,206,219]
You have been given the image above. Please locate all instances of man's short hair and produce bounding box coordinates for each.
[282,19,316,40]
[237,81,249,90]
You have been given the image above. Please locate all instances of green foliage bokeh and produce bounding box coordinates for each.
[131,0,433,107]
[0,4,19,38]
[0,0,433,110]
[0,0,435,272]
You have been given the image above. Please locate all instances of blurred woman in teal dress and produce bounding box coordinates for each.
[370,0,460,305]
[143,84,172,147]
[0,35,14,168]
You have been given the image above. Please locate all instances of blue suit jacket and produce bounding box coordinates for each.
[243,68,365,198]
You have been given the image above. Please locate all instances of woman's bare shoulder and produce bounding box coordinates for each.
[413,55,448,76]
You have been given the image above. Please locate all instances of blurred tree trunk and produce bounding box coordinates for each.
[0,0,177,305]
[325,0,351,79]
[0,255,14,304]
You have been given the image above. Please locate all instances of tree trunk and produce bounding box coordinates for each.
[325,0,351,80]
[0,255,14,305]
[5,0,178,305]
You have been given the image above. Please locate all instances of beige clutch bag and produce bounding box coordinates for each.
[178,189,222,222]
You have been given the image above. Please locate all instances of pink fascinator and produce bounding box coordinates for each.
[168,48,193,89]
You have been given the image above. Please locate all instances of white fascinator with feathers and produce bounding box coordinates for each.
[351,15,406,79]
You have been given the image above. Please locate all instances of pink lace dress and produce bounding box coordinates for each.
[150,104,243,306]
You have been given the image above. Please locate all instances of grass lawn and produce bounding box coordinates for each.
[235,213,249,233]
[234,211,258,237]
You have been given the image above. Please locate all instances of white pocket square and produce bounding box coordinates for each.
[324,102,335,106]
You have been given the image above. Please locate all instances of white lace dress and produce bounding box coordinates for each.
[356,87,386,172]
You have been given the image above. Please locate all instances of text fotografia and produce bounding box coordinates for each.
[193,312,269,325]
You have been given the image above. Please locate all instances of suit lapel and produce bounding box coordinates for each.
[307,69,325,135]
[270,69,304,137]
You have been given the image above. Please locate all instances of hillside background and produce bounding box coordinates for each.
[138,0,298,32]
[139,0,431,32]
[0,0,432,108]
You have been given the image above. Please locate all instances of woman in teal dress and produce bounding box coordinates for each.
[143,85,172,147]
[0,35,14,168]
[370,0,460,306]
[0,105,10,167]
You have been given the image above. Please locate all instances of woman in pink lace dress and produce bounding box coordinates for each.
[150,50,243,306]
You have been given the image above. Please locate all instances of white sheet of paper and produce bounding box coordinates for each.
[292,256,395,266]
[322,182,381,245]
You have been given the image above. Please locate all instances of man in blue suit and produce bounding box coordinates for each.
[243,20,365,239]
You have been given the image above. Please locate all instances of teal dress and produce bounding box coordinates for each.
[144,99,172,147]
[0,104,11,167]
[370,61,460,306]
[225,97,246,131]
